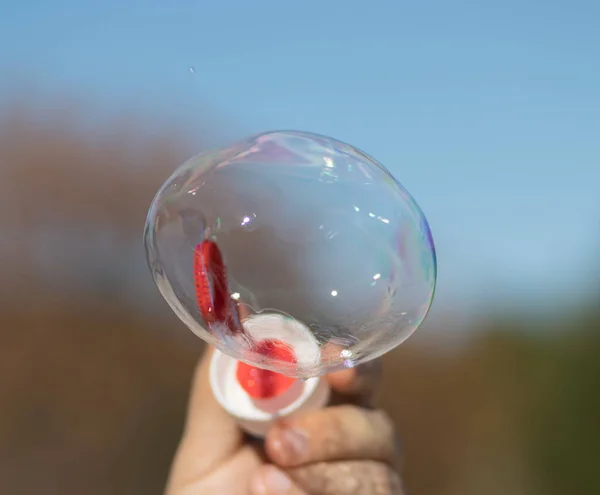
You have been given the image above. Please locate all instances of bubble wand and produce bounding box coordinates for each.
[194,239,330,437]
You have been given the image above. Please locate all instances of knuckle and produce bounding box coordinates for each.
[356,461,403,495]
[308,406,365,460]
[374,463,404,494]
[289,461,404,495]
[327,404,363,432]
[330,406,395,442]
[278,405,400,466]
[372,409,395,434]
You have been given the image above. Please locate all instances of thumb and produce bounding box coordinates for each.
[166,345,243,490]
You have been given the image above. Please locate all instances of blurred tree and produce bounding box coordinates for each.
[528,310,600,495]
[0,97,597,495]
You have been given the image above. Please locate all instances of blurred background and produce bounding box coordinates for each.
[1,1,599,494]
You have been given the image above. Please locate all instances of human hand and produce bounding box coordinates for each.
[166,346,404,494]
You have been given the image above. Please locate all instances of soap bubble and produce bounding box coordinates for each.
[144,131,436,378]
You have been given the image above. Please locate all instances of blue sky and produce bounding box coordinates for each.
[2,0,599,315]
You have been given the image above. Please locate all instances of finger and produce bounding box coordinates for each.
[327,358,383,406]
[288,460,405,495]
[265,405,397,468]
[250,465,309,495]
[166,345,244,491]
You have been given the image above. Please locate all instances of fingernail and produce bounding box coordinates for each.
[279,427,307,462]
[252,466,292,494]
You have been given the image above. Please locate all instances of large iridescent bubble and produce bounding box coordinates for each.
[144,131,436,378]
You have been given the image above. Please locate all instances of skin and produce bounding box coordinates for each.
[166,346,405,495]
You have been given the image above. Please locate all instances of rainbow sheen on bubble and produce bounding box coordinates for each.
[144,131,436,378]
